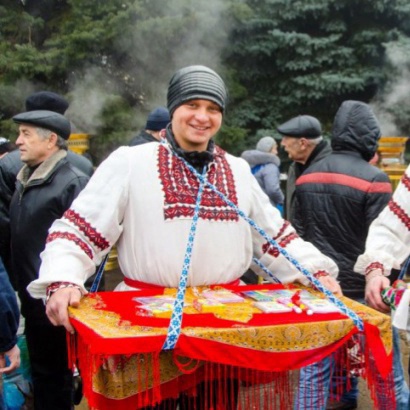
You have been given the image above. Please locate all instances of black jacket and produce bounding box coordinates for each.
[286,140,332,222]
[9,151,89,322]
[129,130,158,146]
[293,101,392,299]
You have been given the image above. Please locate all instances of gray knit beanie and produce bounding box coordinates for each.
[167,65,228,116]
[256,136,277,152]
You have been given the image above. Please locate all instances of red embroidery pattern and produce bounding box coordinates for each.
[313,270,329,278]
[275,221,290,239]
[47,232,93,259]
[63,209,110,250]
[365,262,384,276]
[388,200,410,231]
[401,173,410,191]
[158,145,238,221]
[262,232,299,258]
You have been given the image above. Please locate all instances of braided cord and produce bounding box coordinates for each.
[89,254,109,293]
[252,257,282,284]
[177,155,364,331]
[162,166,207,350]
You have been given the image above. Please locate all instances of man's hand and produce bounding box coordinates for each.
[46,287,84,334]
[318,276,343,297]
[365,272,390,313]
[0,344,20,374]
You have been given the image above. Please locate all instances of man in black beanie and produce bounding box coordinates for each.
[129,106,170,146]
[29,65,341,409]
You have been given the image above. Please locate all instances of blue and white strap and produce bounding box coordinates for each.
[162,166,208,350]
[177,155,364,332]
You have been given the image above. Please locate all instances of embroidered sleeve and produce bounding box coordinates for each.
[355,166,410,276]
[27,147,131,299]
[248,174,338,286]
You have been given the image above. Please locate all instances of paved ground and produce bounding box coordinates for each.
[75,269,410,409]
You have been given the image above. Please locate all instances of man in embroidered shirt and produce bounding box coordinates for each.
[355,163,410,396]
[27,65,341,408]
[8,110,89,410]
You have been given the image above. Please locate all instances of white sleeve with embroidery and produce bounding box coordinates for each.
[248,174,339,286]
[355,165,410,276]
[27,147,131,298]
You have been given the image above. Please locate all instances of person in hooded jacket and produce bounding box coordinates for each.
[241,136,284,210]
[293,100,409,410]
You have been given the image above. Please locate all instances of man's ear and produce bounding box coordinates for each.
[298,138,306,148]
[48,133,58,148]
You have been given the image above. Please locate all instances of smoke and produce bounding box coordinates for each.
[371,39,410,136]
[65,68,116,134]
[64,0,233,137]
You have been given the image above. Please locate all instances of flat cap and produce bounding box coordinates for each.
[277,115,322,139]
[13,110,71,140]
[25,91,69,114]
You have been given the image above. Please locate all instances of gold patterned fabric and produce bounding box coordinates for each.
[68,285,393,409]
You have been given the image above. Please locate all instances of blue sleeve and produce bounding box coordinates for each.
[0,258,19,352]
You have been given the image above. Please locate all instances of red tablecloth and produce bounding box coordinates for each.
[68,284,394,409]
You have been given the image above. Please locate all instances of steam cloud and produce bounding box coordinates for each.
[371,39,410,136]
[65,0,231,135]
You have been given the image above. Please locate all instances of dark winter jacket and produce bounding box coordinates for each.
[241,150,284,206]
[293,101,392,299]
[9,150,89,322]
[0,257,18,353]
[129,130,159,146]
[286,140,332,222]
[0,149,93,279]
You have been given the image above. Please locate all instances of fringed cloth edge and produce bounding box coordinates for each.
[67,324,394,410]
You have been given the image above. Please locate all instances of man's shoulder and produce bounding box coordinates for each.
[305,153,390,182]
[316,141,332,159]
[55,158,90,184]
[66,151,93,176]
[129,130,156,146]
[0,150,22,176]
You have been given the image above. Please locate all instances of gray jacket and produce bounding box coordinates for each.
[241,150,284,207]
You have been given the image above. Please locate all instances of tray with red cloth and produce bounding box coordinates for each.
[67,283,393,410]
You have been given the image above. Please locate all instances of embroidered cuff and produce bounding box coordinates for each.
[46,282,82,303]
[313,270,329,279]
[365,262,385,276]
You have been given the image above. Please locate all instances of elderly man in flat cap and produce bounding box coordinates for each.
[278,115,331,222]
[0,91,94,283]
[28,65,341,409]
[8,109,89,410]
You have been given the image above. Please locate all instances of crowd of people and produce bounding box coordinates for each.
[0,65,409,410]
